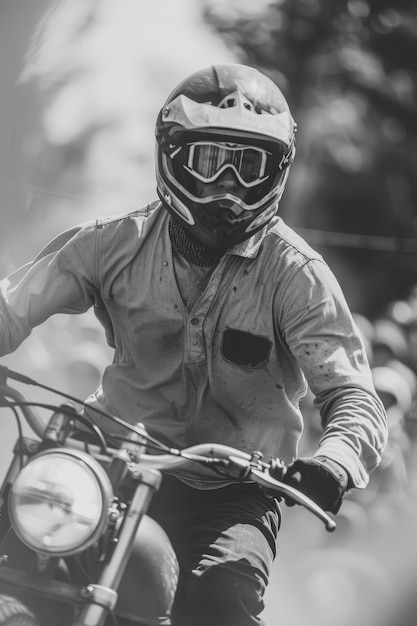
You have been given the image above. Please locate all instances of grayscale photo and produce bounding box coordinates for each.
[0,2,416,625]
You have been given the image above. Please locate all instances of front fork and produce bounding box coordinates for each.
[74,467,162,626]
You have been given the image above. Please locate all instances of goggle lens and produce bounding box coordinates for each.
[183,142,271,188]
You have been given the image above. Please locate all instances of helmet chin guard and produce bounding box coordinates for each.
[155,63,296,248]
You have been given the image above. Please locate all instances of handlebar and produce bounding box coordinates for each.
[0,383,47,438]
[0,377,336,532]
[133,445,336,531]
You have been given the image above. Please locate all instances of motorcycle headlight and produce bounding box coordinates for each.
[9,448,113,556]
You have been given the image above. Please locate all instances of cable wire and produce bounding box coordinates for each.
[0,367,171,453]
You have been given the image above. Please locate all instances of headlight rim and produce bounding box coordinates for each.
[9,447,114,556]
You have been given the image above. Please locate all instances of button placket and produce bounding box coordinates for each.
[185,257,229,362]
[187,312,204,359]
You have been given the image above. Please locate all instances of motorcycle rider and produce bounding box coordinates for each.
[0,64,387,626]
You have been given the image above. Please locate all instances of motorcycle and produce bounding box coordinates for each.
[0,365,336,626]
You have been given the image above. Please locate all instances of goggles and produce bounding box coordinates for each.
[180,142,272,188]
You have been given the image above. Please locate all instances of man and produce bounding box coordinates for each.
[0,63,387,625]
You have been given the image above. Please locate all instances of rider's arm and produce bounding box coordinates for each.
[0,222,99,356]
[279,258,388,489]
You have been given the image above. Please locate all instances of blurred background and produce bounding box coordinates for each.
[1,1,417,624]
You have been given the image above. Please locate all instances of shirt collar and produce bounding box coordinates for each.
[226,222,273,259]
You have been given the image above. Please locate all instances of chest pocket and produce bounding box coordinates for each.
[222,328,272,369]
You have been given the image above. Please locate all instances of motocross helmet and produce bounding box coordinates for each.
[155,63,297,248]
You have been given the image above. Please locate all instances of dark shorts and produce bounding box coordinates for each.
[148,474,281,626]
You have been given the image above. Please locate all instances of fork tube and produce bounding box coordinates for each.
[0,438,39,508]
[74,468,162,626]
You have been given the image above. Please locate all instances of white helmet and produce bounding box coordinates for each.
[155,63,296,248]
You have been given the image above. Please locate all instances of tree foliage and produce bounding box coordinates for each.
[204,0,417,315]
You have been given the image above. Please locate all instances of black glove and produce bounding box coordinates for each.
[274,455,349,514]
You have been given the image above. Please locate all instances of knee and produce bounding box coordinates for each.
[175,564,265,626]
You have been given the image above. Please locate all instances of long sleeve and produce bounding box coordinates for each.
[313,386,387,487]
[0,222,98,356]
[279,257,388,488]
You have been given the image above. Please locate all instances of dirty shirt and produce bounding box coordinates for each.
[0,202,387,488]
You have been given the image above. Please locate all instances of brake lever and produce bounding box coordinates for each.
[250,467,337,532]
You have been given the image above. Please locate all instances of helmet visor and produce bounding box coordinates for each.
[181,142,274,188]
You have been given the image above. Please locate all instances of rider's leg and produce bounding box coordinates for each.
[148,475,280,626]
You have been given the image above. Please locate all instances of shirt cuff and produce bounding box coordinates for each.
[313,441,370,489]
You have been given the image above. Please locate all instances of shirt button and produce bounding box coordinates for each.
[191,317,199,325]
[197,288,203,295]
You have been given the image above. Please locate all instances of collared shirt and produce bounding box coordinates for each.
[0,201,387,487]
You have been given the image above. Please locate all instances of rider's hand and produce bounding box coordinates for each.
[273,455,349,514]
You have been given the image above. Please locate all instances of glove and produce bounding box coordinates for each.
[275,455,349,514]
